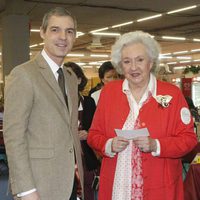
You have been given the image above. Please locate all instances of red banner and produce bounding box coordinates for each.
[182,78,192,97]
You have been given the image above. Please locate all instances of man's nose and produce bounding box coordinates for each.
[59,31,67,39]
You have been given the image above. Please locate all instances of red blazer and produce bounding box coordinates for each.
[87,79,197,200]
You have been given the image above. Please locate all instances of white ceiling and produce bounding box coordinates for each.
[0,0,200,69]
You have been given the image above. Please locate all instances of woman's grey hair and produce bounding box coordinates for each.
[41,7,77,33]
[111,31,161,74]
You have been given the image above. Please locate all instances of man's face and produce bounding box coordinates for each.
[40,15,76,65]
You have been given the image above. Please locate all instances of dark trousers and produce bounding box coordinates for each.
[69,177,77,200]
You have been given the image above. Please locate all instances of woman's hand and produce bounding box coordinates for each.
[133,136,157,153]
[79,130,88,140]
[111,136,129,153]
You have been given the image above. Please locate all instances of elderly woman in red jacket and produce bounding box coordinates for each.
[87,31,197,200]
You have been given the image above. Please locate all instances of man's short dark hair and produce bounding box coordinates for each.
[41,7,77,33]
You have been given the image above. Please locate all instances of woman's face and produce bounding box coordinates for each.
[102,69,118,85]
[121,43,153,88]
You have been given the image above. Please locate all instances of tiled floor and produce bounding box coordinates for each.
[0,161,13,200]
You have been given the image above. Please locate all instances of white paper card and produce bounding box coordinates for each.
[115,128,149,140]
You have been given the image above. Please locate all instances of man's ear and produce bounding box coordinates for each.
[40,27,44,39]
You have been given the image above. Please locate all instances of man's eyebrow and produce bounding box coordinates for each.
[49,26,59,29]
[66,28,76,31]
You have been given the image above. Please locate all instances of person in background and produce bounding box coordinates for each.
[3,7,83,200]
[90,61,118,105]
[88,82,102,97]
[185,96,200,123]
[87,31,197,200]
[65,62,100,200]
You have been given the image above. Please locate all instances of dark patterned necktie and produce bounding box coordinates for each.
[57,68,68,108]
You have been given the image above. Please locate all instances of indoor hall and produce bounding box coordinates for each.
[0,1,200,200]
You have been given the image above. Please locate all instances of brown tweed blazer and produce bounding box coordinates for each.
[3,53,83,200]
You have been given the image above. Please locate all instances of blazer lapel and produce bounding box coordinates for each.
[35,53,67,108]
[63,67,76,117]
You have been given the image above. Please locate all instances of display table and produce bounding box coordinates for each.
[184,163,200,200]
[183,142,200,200]
[182,142,200,163]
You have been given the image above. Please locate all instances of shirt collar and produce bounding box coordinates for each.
[122,73,157,100]
[41,49,63,75]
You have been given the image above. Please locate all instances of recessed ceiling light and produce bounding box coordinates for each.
[30,29,40,32]
[137,14,162,22]
[179,60,191,63]
[90,54,109,58]
[176,56,191,59]
[167,5,197,14]
[191,49,200,52]
[162,36,186,40]
[167,62,177,65]
[92,32,120,36]
[193,38,200,42]
[90,27,109,33]
[112,21,133,28]
[67,54,84,57]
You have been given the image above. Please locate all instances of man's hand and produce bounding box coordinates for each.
[21,191,40,200]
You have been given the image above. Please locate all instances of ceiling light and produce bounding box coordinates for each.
[90,54,109,58]
[82,66,94,68]
[173,66,185,70]
[76,62,86,66]
[193,38,200,42]
[179,60,191,63]
[176,56,191,59]
[159,55,172,59]
[167,62,177,65]
[76,32,85,38]
[194,59,200,62]
[191,49,200,52]
[112,21,133,28]
[162,36,186,41]
[67,53,84,57]
[92,32,120,36]
[90,27,109,33]
[89,62,101,65]
[137,14,162,22]
[30,29,40,32]
[167,5,197,14]
[173,50,188,54]
[30,44,38,48]
[161,53,172,56]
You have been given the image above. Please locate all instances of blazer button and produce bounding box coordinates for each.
[69,148,73,153]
